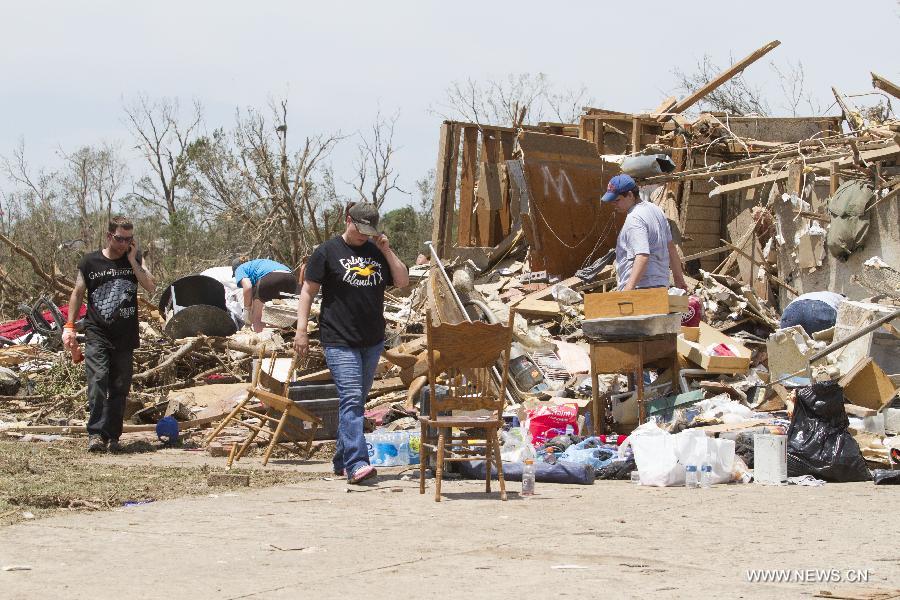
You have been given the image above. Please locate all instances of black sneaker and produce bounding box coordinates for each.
[87,435,107,453]
[108,439,122,452]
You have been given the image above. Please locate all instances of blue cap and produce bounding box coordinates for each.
[601,174,637,202]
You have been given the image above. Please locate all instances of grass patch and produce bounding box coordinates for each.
[0,439,316,527]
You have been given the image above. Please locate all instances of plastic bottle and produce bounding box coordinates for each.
[565,424,574,436]
[700,463,712,488]
[582,412,593,437]
[398,433,411,466]
[522,459,536,496]
[684,464,699,488]
[70,344,83,364]
[544,448,557,465]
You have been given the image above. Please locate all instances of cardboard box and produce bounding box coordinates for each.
[838,357,898,412]
[677,322,752,374]
[584,288,689,319]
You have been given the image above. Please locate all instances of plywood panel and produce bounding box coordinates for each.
[518,131,621,277]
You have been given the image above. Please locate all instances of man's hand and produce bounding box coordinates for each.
[374,233,391,255]
[293,330,309,358]
[127,240,138,263]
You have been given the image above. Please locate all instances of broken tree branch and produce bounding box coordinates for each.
[132,337,204,382]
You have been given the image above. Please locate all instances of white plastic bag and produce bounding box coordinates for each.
[674,429,735,485]
[624,421,682,486]
[500,427,531,463]
[624,421,736,486]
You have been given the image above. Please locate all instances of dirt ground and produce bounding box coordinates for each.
[0,435,323,526]
[1,436,898,599]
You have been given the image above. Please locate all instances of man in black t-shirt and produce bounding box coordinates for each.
[62,216,156,452]
[294,203,409,484]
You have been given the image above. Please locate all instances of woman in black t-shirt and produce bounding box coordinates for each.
[294,203,409,484]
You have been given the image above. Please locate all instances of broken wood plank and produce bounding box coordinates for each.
[709,143,900,196]
[430,122,460,258]
[650,96,678,120]
[457,126,478,246]
[476,161,504,246]
[513,298,560,318]
[720,240,798,295]
[833,86,865,131]
[1,412,229,435]
[872,71,900,101]
[726,209,761,286]
[664,40,781,119]
[368,377,405,398]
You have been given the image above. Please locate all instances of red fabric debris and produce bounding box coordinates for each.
[0,305,86,340]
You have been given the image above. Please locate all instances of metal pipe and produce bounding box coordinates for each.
[465,298,499,324]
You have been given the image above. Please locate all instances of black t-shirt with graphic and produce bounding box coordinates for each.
[305,236,395,348]
[78,250,141,350]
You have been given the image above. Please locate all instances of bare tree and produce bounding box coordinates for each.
[415,168,435,219]
[1,141,63,264]
[433,73,548,127]
[770,60,824,116]
[124,95,203,223]
[545,83,594,124]
[59,144,127,249]
[189,98,344,266]
[352,110,404,210]
[432,73,595,127]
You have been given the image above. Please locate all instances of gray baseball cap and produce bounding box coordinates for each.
[348,203,381,236]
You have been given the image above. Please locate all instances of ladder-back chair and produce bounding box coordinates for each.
[204,349,322,466]
[419,309,513,501]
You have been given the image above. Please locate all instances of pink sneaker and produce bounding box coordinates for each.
[349,464,377,484]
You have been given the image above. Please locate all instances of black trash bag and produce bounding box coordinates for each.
[873,470,900,485]
[542,434,581,453]
[786,382,870,482]
[457,460,595,485]
[596,457,636,480]
[735,433,755,469]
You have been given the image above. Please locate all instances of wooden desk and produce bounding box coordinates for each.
[588,334,679,434]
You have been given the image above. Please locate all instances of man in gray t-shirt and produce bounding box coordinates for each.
[601,174,687,291]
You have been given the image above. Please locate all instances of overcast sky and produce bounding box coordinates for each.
[2,0,898,213]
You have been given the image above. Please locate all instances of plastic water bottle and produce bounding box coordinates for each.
[684,464,699,488]
[522,459,536,496]
[398,433,411,466]
[583,411,593,436]
[700,463,712,488]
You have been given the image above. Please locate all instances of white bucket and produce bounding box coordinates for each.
[754,434,787,485]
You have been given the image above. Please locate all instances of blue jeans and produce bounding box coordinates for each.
[780,299,837,336]
[324,341,384,478]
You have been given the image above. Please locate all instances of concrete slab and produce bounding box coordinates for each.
[1,476,898,599]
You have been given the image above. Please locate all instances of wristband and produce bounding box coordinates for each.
[63,322,76,330]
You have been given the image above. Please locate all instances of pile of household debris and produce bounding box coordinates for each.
[2,39,899,486]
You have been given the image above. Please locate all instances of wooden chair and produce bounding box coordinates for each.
[204,349,322,466]
[419,310,513,501]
